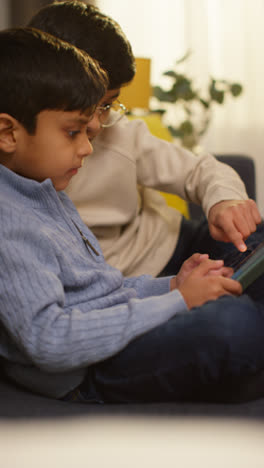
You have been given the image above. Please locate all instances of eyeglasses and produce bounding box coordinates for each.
[95,100,127,128]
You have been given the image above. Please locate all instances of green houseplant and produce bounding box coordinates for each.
[152,52,243,151]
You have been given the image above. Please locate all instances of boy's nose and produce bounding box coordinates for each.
[78,134,93,161]
[81,138,93,158]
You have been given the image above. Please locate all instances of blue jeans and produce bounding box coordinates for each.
[64,221,264,404]
[69,295,264,404]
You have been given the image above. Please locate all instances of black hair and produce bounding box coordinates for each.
[28,0,136,90]
[0,27,108,133]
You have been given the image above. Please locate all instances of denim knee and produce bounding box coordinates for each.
[75,294,264,404]
[191,294,264,372]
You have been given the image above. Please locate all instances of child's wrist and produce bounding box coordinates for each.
[170,276,178,291]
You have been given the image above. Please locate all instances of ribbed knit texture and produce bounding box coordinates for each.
[0,165,187,398]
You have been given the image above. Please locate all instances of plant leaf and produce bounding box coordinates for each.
[179,120,193,135]
[230,83,243,97]
[175,50,192,65]
[163,70,178,78]
[168,126,183,137]
[199,98,210,109]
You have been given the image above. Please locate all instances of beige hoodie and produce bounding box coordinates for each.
[66,116,248,277]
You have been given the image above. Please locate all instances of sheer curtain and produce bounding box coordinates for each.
[98,0,264,214]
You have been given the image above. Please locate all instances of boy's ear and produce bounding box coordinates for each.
[0,114,18,153]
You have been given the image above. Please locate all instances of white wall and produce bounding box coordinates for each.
[98,0,187,85]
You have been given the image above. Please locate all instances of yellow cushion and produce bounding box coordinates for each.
[119,58,151,110]
[160,192,189,219]
[128,113,189,218]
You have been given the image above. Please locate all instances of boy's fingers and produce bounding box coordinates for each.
[221,277,243,295]
[181,253,209,272]
[208,199,262,252]
[222,222,247,252]
[207,266,233,278]
[192,258,224,277]
[210,217,247,252]
[188,253,209,267]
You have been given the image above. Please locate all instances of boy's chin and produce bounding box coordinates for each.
[52,180,70,192]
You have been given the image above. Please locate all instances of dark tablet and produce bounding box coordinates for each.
[232,241,264,290]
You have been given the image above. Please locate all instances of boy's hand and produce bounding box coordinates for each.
[176,258,242,309]
[170,253,233,290]
[208,199,261,252]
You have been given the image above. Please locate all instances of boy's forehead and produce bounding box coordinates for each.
[39,109,93,124]
[63,113,92,124]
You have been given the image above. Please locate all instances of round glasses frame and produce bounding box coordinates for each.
[96,100,128,128]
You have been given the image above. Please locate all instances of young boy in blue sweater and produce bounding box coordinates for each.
[0,27,264,404]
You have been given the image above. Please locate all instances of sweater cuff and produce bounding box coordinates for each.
[138,275,174,298]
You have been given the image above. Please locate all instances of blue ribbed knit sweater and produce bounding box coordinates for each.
[0,165,187,398]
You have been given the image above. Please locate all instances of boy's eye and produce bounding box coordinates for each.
[68,130,80,138]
